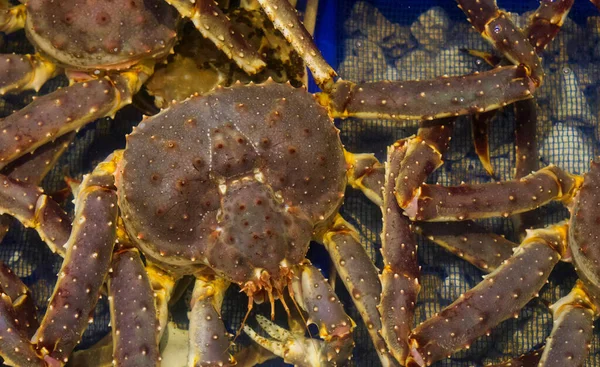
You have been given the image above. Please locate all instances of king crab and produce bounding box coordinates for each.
[0,0,547,366]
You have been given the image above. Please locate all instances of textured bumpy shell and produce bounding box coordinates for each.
[0,293,46,367]
[538,282,595,367]
[321,215,398,367]
[108,248,159,367]
[25,0,178,69]
[569,158,600,304]
[525,0,574,53]
[404,165,580,221]
[35,186,118,363]
[406,225,565,367]
[0,78,120,170]
[0,53,58,95]
[414,221,516,272]
[379,141,420,364]
[326,65,533,120]
[0,262,38,337]
[457,0,544,85]
[188,276,233,367]
[119,82,346,280]
[291,262,354,363]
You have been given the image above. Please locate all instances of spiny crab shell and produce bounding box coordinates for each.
[24,0,178,70]
[117,81,347,292]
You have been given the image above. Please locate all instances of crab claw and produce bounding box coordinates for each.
[244,315,330,367]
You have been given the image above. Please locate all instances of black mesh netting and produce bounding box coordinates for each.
[1,0,600,366]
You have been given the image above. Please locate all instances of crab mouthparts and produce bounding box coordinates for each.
[241,266,295,320]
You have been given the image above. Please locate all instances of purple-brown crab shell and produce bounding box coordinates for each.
[24,0,178,70]
[117,81,347,285]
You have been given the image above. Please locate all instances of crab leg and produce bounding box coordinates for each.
[0,262,38,338]
[526,0,574,53]
[512,99,541,238]
[406,223,567,367]
[108,248,160,367]
[256,0,337,89]
[0,175,71,254]
[33,170,118,363]
[321,215,399,367]
[538,281,596,367]
[345,151,385,206]
[0,54,60,96]
[456,0,544,86]
[472,111,495,176]
[413,221,517,273]
[376,140,421,365]
[247,262,355,365]
[146,264,176,342]
[403,165,582,221]
[0,62,152,170]
[188,274,233,366]
[0,3,25,34]
[0,293,47,367]
[394,120,455,208]
[165,0,266,75]
[324,65,534,121]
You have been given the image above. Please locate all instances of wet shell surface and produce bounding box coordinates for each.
[24,0,178,69]
[118,82,347,283]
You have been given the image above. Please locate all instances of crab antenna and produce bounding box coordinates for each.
[233,295,254,344]
[286,279,318,357]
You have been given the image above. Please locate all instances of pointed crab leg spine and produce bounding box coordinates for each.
[0,62,152,170]
[188,275,233,367]
[292,262,355,364]
[324,65,534,121]
[456,0,544,86]
[165,0,266,75]
[406,223,567,367]
[0,293,46,367]
[413,221,517,273]
[538,281,596,367]
[34,178,118,363]
[0,4,25,34]
[0,53,60,95]
[320,215,399,367]
[403,165,582,221]
[256,0,336,90]
[378,140,420,365]
[525,0,575,53]
[108,248,160,367]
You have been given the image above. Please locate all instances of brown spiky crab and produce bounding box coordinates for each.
[0,0,543,365]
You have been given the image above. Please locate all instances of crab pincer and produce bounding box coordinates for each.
[108,248,160,367]
[378,140,420,365]
[406,223,568,367]
[0,53,59,95]
[33,176,118,363]
[246,262,355,366]
[404,165,582,221]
